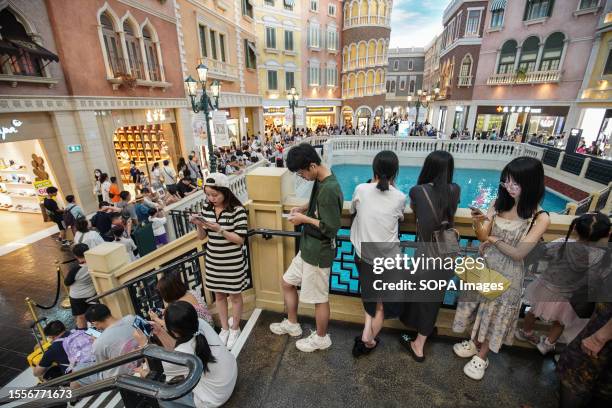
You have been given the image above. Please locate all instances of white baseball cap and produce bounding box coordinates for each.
[204,172,230,188]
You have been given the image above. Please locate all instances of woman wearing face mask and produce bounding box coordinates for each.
[451,157,550,380]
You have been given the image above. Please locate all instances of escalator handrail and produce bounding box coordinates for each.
[0,345,203,406]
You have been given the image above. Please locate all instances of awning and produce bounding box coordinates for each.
[490,0,507,11]
[284,0,295,7]
[6,38,59,62]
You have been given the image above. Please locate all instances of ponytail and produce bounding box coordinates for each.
[558,217,578,259]
[376,174,390,192]
[194,333,216,373]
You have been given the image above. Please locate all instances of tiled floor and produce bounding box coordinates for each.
[0,235,74,387]
[226,310,560,408]
[0,212,54,246]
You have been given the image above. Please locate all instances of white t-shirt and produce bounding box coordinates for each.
[74,230,105,249]
[350,183,406,260]
[162,319,237,408]
[149,216,167,237]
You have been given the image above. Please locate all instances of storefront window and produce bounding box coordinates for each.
[526,115,564,138]
[475,114,504,135]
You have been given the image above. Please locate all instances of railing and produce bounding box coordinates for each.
[345,16,390,28]
[200,57,238,80]
[487,69,561,86]
[457,75,472,87]
[0,345,202,408]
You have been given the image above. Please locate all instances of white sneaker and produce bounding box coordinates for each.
[226,328,241,350]
[453,339,478,358]
[295,331,332,352]
[536,336,556,355]
[269,318,302,337]
[463,355,489,380]
[219,328,230,345]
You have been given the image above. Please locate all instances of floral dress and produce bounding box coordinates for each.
[452,214,532,353]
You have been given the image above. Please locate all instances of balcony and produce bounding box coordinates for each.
[457,75,472,87]
[344,16,390,29]
[487,69,561,86]
[199,57,238,81]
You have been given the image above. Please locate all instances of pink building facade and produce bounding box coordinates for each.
[301,0,344,128]
[468,0,603,139]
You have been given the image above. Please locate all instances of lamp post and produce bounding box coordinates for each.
[407,87,440,132]
[287,87,299,134]
[185,64,221,173]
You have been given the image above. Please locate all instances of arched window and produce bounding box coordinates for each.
[366,70,375,94]
[0,8,57,77]
[460,54,472,77]
[389,80,396,93]
[358,42,367,67]
[498,39,517,74]
[409,79,415,93]
[100,13,123,76]
[123,19,145,79]
[540,32,565,71]
[142,26,161,81]
[359,0,368,24]
[518,36,539,72]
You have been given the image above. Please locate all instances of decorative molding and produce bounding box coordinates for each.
[117,0,177,24]
[0,96,188,113]
[218,92,262,108]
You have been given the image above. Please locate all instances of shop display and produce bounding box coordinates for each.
[0,163,40,214]
[113,124,171,185]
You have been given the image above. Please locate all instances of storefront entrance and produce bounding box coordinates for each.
[475,105,569,140]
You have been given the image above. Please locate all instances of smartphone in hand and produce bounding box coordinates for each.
[133,315,153,337]
[469,206,484,215]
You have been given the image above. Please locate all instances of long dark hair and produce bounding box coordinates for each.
[151,162,160,172]
[558,212,611,259]
[94,169,102,181]
[372,150,399,192]
[99,173,108,184]
[165,301,216,373]
[417,150,455,221]
[157,272,188,303]
[177,157,187,171]
[204,185,243,211]
[494,157,544,219]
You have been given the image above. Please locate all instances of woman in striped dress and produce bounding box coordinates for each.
[190,173,248,350]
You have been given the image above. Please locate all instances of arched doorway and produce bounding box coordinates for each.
[342,106,354,128]
[356,106,372,134]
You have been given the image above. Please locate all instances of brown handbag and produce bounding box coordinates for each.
[421,186,461,256]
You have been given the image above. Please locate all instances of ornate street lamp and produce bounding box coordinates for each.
[407,87,440,130]
[287,86,299,133]
[185,64,221,173]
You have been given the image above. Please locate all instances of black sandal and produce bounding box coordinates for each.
[352,336,380,358]
[399,333,425,363]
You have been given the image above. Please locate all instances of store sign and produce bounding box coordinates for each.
[67,144,82,153]
[34,179,53,200]
[285,108,293,124]
[540,119,554,128]
[306,107,334,114]
[146,109,166,123]
[211,111,230,147]
[264,107,286,115]
[497,106,542,114]
[1,119,23,141]
[295,108,305,127]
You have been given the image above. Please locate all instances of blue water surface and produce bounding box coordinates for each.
[332,164,568,213]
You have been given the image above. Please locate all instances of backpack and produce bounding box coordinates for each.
[63,204,77,228]
[421,187,460,256]
[56,330,96,372]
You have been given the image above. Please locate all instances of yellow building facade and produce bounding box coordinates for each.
[252,0,303,131]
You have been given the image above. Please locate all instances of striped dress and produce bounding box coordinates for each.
[201,204,249,293]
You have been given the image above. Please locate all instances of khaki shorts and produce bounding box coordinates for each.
[283,252,330,304]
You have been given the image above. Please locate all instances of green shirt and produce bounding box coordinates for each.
[299,174,343,268]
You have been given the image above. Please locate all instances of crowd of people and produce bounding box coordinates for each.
[34,135,611,407]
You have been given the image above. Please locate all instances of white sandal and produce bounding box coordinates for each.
[463,355,489,380]
[453,339,478,358]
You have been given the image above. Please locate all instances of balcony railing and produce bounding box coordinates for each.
[343,57,388,72]
[342,84,384,99]
[457,75,473,87]
[487,69,561,86]
[345,16,390,28]
[200,57,238,80]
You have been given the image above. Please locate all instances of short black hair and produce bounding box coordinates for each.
[110,176,117,183]
[163,160,169,166]
[110,212,122,221]
[141,188,150,194]
[76,217,89,233]
[286,143,321,172]
[85,304,111,323]
[43,320,66,337]
[148,207,157,216]
[72,243,89,258]
[99,201,110,209]
[119,191,130,201]
[46,186,58,195]
[66,195,75,203]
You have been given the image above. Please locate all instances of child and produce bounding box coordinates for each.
[149,207,168,247]
[517,212,611,354]
[109,176,121,204]
[112,225,138,262]
[64,243,97,329]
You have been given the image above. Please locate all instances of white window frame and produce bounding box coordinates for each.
[328,3,336,17]
[267,69,278,90]
[399,80,405,90]
[264,0,275,6]
[265,26,276,49]
[284,30,294,52]
[326,29,337,51]
[490,8,505,28]
[308,22,320,49]
[465,8,483,37]
[310,0,319,13]
[285,70,295,90]
[393,60,399,71]
[578,0,599,10]
[309,62,320,86]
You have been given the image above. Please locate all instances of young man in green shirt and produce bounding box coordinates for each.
[270,143,343,352]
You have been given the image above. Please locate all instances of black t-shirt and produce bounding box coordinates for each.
[92,211,113,236]
[43,198,62,221]
[177,182,195,198]
[39,332,70,379]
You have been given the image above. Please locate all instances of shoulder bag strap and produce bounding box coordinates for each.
[527,210,549,235]
[421,186,441,225]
